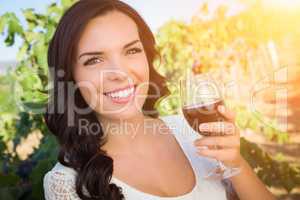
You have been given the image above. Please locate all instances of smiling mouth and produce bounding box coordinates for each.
[103,85,136,104]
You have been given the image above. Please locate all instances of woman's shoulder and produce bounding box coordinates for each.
[159,114,186,132]
[160,114,200,143]
[43,162,80,200]
[44,162,77,180]
[159,114,183,125]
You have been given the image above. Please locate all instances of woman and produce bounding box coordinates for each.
[43,0,275,199]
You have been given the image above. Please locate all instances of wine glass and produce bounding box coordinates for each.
[180,71,240,180]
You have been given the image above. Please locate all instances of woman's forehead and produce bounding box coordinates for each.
[77,11,140,53]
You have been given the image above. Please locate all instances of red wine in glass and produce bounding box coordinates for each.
[180,72,240,179]
[182,100,225,136]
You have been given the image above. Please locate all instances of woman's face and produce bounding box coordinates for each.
[73,11,150,121]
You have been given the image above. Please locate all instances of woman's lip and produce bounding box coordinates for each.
[104,84,136,95]
[105,87,136,104]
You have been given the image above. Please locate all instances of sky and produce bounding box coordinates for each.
[0,0,204,62]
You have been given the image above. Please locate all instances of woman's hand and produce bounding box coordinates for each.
[193,105,276,200]
[193,105,243,168]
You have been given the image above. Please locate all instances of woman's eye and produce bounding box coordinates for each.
[83,57,103,66]
[126,47,142,55]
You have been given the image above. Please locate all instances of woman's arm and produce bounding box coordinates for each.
[228,158,275,200]
[193,105,276,200]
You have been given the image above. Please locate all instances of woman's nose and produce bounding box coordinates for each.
[105,55,134,82]
[105,68,128,81]
[105,58,131,82]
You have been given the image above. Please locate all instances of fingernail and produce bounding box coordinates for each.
[197,146,208,150]
[197,149,205,155]
[199,123,207,131]
[196,149,202,154]
[218,105,225,113]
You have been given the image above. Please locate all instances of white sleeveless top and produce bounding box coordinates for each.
[43,114,227,200]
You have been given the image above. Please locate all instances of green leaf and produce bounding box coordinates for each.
[16,44,28,61]
[4,34,14,46]
[33,39,48,70]
[24,31,39,43]
[2,13,23,46]
[45,23,56,42]
[30,159,56,199]
[8,13,23,35]
[47,3,62,16]
[22,8,37,23]
[0,187,24,200]
[0,15,7,34]
[16,65,43,89]
[61,0,76,9]
[0,174,19,187]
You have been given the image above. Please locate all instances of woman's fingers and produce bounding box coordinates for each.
[199,122,238,136]
[196,148,242,166]
[218,105,236,122]
[194,136,240,149]
[194,106,243,167]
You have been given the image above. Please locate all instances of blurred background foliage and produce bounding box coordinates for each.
[0,0,299,199]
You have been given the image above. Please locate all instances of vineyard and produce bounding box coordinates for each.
[0,0,299,199]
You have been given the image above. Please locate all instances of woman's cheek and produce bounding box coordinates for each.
[128,60,149,109]
[137,65,150,96]
[74,68,104,109]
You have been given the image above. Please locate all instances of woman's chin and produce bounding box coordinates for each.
[96,104,144,121]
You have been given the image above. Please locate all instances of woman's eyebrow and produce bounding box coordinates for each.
[123,39,140,49]
[78,39,141,60]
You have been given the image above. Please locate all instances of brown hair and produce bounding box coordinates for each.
[44,0,169,199]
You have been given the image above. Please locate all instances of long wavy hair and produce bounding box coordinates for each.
[44,0,169,199]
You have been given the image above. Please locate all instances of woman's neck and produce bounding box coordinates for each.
[98,113,158,156]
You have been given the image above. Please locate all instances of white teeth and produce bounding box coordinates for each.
[106,87,135,98]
